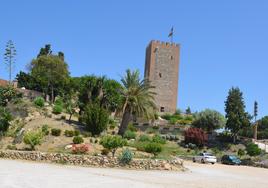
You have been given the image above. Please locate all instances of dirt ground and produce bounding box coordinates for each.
[0,159,268,188]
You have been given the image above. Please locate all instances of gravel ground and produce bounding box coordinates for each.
[0,159,268,188]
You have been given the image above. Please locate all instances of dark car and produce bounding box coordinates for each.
[221,155,241,165]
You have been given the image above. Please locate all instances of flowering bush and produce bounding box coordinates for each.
[71,144,90,154]
[184,127,208,147]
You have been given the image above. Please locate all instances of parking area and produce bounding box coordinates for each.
[0,159,268,188]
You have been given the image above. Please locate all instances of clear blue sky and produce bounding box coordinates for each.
[0,0,267,118]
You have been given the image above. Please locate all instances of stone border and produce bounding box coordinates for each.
[0,150,184,171]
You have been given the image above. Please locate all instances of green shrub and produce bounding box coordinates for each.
[54,98,63,106]
[246,143,261,156]
[146,127,158,134]
[238,149,245,157]
[73,136,84,144]
[0,86,18,106]
[138,134,151,142]
[23,131,43,150]
[65,130,80,137]
[82,131,92,137]
[119,148,133,164]
[123,130,136,140]
[100,135,127,157]
[34,97,45,107]
[64,130,74,137]
[108,119,117,130]
[144,142,162,156]
[152,125,159,130]
[41,124,49,135]
[82,104,109,135]
[52,105,62,114]
[0,107,12,134]
[132,141,147,152]
[185,143,197,149]
[169,117,177,125]
[51,128,61,136]
[127,123,137,132]
[6,144,17,150]
[152,134,166,144]
[161,113,172,120]
[74,130,80,136]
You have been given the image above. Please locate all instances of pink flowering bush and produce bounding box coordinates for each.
[71,144,90,154]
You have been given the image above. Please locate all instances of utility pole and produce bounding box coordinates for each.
[254,101,258,122]
[253,101,258,140]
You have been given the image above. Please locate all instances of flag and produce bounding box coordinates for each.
[168,27,174,37]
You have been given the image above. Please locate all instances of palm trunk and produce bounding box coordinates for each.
[51,85,54,103]
[233,133,237,143]
[69,113,73,124]
[118,108,132,136]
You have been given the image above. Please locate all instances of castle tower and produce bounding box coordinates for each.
[144,40,180,113]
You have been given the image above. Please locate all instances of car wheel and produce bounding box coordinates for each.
[201,159,205,164]
[211,163,215,165]
[193,158,196,162]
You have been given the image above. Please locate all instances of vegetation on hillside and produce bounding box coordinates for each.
[0,42,267,168]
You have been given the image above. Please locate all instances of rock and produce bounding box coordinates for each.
[163,163,172,170]
[13,128,25,144]
[65,145,73,150]
[24,117,32,122]
[32,111,40,117]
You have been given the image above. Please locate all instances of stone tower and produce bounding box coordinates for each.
[144,40,180,113]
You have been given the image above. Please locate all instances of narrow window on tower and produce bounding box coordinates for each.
[159,73,162,78]
[170,55,173,60]
[160,107,165,112]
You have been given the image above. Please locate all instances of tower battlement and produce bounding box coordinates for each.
[149,40,179,47]
[144,40,180,113]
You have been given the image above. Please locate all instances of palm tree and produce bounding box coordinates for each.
[118,69,156,136]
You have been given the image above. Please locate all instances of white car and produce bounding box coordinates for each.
[193,153,217,164]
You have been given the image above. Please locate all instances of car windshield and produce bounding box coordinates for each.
[204,153,213,156]
[229,156,238,160]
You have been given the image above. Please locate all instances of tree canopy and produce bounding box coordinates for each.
[118,69,156,136]
[225,87,251,143]
[77,75,122,114]
[192,109,225,133]
[30,49,69,102]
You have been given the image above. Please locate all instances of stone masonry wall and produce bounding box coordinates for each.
[0,150,184,171]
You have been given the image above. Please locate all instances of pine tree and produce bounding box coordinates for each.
[225,87,251,143]
[186,107,192,115]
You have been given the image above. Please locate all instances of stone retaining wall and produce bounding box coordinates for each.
[0,150,184,171]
